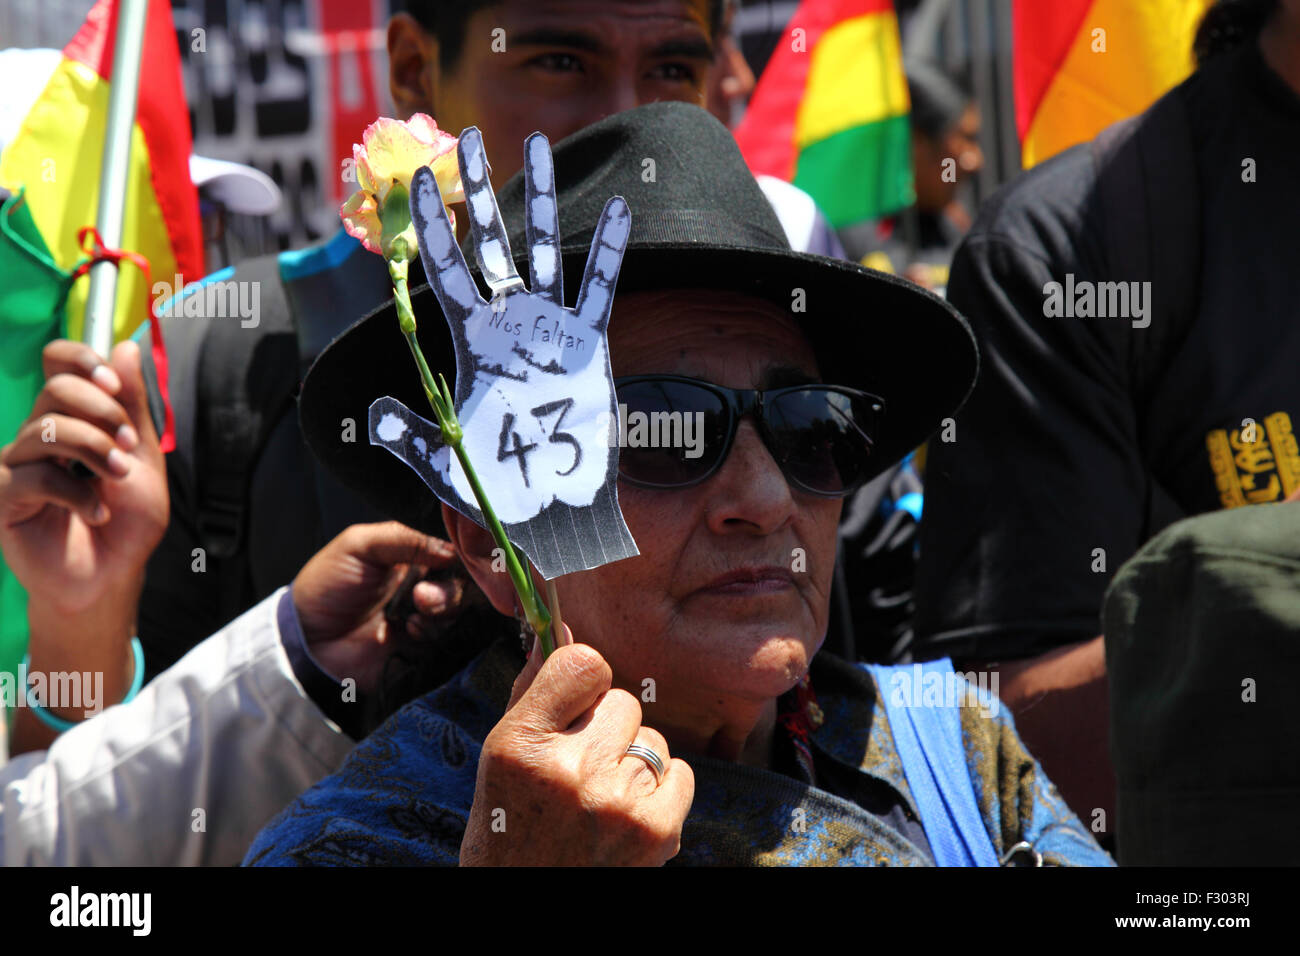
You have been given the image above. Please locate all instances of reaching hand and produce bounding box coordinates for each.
[291,521,459,695]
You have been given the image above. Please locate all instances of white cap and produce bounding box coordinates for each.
[189,155,282,216]
[0,48,61,158]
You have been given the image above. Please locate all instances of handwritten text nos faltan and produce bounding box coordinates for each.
[488,312,587,352]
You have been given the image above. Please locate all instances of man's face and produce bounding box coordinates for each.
[912,104,982,213]
[945,104,983,179]
[401,1,714,188]
[550,290,842,709]
[705,1,755,127]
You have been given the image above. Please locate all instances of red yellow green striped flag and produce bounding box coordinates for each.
[734,0,912,228]
[1014,0,1214,168]
[0,0,203,343]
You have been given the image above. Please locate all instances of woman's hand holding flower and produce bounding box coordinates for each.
[460,635,694,866]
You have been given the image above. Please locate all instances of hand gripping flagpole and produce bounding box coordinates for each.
[82,0,150,359]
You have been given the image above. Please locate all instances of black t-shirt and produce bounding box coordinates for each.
[913,41,1300,663]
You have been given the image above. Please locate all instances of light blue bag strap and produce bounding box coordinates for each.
[865,659,1000,867]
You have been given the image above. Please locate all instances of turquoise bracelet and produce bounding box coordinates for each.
[22,637,145,734]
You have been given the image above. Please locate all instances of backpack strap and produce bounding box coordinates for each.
[193,253,299,612]
[865,659,1000,866]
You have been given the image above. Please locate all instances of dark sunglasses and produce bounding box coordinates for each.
[612,375,885,498]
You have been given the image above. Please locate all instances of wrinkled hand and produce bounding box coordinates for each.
[0,339,167,616]
[460,639,694,866]
[291,521,458,694]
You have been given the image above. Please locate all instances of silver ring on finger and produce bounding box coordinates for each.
[624,742,665,785]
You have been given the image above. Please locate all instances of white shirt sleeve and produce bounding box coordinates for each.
[0,587,356,866]
[755,174,849,260]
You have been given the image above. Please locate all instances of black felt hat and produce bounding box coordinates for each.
[299,102,978,538]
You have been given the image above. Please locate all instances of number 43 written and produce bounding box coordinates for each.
[498,397,582,486]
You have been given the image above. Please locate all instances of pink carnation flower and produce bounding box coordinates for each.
[340,113,464,256]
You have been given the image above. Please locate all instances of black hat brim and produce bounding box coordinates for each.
[299,241,977,539]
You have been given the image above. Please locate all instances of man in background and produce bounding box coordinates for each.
[914,0,1300,835]
[842,59,983,292]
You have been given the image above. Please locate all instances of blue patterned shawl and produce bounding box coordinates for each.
[245,638,1113,867]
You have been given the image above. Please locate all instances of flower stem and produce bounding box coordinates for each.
[546,579,563,646]
[393,286,555,658]
[447,424,554,658]
[389,258,417,335]
[403,327,440,411]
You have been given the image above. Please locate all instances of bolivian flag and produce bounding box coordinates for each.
[734,0,912,228]
[1015,0,1214,168]
[0,0,202,343]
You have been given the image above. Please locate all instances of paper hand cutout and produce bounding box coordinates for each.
[369,128,638,580]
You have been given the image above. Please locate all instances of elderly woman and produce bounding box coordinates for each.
[246,103,1110,867]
